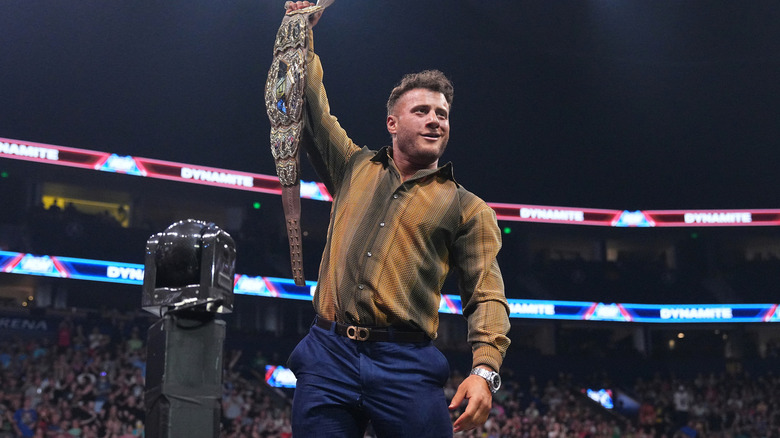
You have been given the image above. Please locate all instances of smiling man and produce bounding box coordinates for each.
[281,2,511,437]
[386,83,451,179]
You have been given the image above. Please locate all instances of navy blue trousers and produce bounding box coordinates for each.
[288,319,453,437]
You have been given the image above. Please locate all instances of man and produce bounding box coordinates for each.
[282,2,511,436]
[12,397,36,437]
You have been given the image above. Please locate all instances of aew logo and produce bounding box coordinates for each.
[107,266,144,281]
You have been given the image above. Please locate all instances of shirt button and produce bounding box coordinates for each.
[366,252,372,257]
[358,284,364,290]
[393,194,399,199]
[379,222,385,227]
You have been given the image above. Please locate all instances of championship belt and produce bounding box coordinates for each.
[265,0,332,286]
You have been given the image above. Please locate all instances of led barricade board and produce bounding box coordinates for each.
[2,250,779,324]
[5,136,780,227]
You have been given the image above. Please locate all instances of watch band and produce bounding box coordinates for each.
[470,367,501,393]
[265,0,334,286]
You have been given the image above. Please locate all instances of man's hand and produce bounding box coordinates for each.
[284,1,323,28]
[449,371,494,433]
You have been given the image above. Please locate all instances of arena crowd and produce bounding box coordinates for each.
[1,308,779,437]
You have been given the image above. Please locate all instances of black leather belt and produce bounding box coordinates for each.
[315,316,429,343]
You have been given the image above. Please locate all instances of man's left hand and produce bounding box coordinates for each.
[449,373,493,433]
[285,1,323,27]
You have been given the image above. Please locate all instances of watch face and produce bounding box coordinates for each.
[472,368,501,392]
[490,374,501,390]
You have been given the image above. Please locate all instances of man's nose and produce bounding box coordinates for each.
[425,111,440,126]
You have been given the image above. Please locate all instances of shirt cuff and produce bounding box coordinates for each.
[472,342,503,372]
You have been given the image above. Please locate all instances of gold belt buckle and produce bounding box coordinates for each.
[346,325,370,341]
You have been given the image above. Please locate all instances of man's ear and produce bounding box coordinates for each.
[386,115,397,135]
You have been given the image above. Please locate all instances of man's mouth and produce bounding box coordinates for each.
[422,133,441,140]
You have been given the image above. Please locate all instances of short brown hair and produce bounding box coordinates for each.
[386,70,454,115]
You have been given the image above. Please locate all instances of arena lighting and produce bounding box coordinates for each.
[142,219,236,315]
[2,249,780,324]
[5,136,780,227]
[142,220,235,437]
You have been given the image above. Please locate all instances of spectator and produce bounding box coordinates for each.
[13,397,37,437]
[4,308,780,437]
[0,397,15,437]
[673,384,692,429]
[125,329,143,353]
[221,387,245,430]
[56,322,72,354]
[88,327,105,353]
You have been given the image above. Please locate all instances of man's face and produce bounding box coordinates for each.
[387,88,450,167]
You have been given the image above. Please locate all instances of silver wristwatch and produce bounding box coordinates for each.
[470,367,501,393]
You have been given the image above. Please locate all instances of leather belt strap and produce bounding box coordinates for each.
[314,316,429,343]
[265,0,334,286]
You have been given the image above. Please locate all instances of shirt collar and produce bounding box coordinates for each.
[371,146,459,186]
